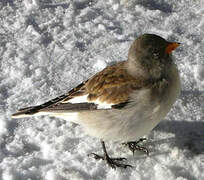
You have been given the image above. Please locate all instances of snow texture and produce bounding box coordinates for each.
[0,0,204,179]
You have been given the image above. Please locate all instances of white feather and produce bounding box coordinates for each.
[67,94,113,109]
[67,95,88,103]
[92,99,113,109]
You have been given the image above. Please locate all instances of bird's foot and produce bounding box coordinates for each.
[88,153,133,169]
[123,138,149,156]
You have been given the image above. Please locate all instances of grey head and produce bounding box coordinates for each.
[128,34,180,79]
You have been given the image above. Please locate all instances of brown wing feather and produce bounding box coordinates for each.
[13,61,149,117]
[85,61,148,104]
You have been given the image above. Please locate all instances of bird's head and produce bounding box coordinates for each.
[128,34,180,78]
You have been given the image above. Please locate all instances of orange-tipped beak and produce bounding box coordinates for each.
[165,42,180,54]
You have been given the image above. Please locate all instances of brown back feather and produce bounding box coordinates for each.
[85,61,148,104]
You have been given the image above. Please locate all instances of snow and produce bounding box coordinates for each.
[0,0,204,179]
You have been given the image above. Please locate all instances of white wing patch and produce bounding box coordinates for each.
[66,94,113,109]
[92,99,113,109]
[67,95,88,103]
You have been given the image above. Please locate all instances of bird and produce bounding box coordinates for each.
[12,34,181,169]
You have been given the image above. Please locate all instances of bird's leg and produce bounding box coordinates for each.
[123,138,149,155]
[88,140,133,169]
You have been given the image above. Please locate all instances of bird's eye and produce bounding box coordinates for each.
[153,52,159,59]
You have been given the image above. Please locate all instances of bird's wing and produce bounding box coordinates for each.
[12,81,88,117]
[83,61,148,104]
[12,61,150,118]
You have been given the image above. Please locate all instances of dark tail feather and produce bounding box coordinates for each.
[12,81,88,119]
[12,94,69,118]
[12,102,98,119]
[12,106,40,118]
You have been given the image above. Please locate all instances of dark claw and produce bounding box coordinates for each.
[88,153,133,169]
[89,141,133,169]
[123,138,149,156]
[111,157,127,161]
[105,155,133,169]
[88,153,105,160]
[111,163,133,169]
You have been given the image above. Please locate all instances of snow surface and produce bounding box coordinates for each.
[1,0,204,179]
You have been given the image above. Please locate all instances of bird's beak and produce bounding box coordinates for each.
[165,42,180,54]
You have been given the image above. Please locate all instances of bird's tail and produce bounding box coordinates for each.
[11,93,72,119]
[12,82,88,119]
[12,102,98,119]
[11,106,49,118]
